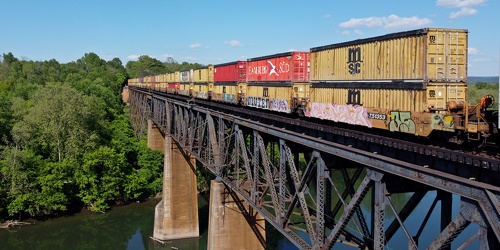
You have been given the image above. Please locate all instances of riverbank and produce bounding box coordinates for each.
[0,220,31,229]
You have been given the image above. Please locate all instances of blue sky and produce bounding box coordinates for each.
[0,0,498,76]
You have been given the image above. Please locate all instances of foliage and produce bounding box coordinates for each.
[11,84,105,162]
[163,57,204,73]
[76,147,126,212]
[0,147,43,217]
[0,92,12,142]
[0,52,167,219]
[0,52,203,219]
[468,82,499,108]
[125,55,166,78]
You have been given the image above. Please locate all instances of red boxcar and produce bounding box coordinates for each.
[247,51,310,82]
[167,83,180,94]
[214,61,247,83]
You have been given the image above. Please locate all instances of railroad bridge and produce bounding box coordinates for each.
[126,87,500,250]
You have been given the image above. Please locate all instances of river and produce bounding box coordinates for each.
[0,192,480,249]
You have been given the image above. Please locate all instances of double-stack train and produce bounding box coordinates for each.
[129,28,499,148]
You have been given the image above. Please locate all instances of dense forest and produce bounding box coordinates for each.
[0,52,206,221]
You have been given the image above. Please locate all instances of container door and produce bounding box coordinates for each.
[426,29,467,82]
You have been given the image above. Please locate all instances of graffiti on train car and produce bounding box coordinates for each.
[222,93,237,103]
[305,102,371,127]
[431,114,454,132]
[388,111,416,133]
[197,92,208,99]
[270,99,291,113]
[247,96,271,109]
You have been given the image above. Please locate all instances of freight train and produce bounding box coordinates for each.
[128,28,498,148]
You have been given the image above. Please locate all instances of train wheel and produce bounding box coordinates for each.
[450,132,467,145]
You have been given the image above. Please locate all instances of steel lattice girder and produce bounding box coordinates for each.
[130,90,500,250]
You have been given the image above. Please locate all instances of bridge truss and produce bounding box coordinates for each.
[129,89,500,250]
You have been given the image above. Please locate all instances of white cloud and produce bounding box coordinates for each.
[127,54,143,61]
[342,29,364,36]
[339,15,432,30]
[436,0,486,8]
[450,7,477,18]
[468,47,480,55]
[189,44,202,49]
[324,14,331,18]
[436,0,485,19]
[225,40,243,47]
[339,17,383,28]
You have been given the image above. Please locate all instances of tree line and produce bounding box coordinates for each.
[0,52,206,220]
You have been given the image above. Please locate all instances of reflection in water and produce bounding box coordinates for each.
[0,198,158,250]
[127,229,145,250]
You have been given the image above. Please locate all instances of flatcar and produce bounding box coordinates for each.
[127,27,498,148]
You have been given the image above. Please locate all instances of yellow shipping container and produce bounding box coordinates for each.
[167,72,180,83]
[193,65,214,84]
[192,66,214,99]
[310,88,428,112]
[246,85,292,101]
[213,84,237,102]
[310,28,467,83]
[245,84,295,113]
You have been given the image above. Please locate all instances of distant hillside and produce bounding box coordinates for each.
[468,76,499,84]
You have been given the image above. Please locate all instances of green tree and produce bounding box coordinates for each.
[125,55,166,78]
[36,160,73,213]
[123,139,163,200]
[0,147,42,217]
[0,52,169,218]
[75,146,126,212]
[0,93,12,142]
[42,59,63,83]
[12,84,106,162]
[77,53,106,74]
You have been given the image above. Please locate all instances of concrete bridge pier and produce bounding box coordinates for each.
[147,120,164,152]
[148,120,199,241]
[207,180,266,250]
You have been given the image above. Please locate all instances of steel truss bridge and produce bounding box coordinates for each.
[128,87,500,250]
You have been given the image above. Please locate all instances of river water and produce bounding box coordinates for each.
[0,192,480,250]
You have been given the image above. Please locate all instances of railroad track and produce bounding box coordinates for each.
[147,90,500,182]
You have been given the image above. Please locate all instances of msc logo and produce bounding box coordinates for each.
[347,47,362,75]
[430,35,436,44]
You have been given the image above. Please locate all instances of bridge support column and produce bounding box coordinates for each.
[147,119,164,152]
[153,135,199,240]
[207,180,265,250]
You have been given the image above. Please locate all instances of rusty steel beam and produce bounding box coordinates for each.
[129,89,500,250]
